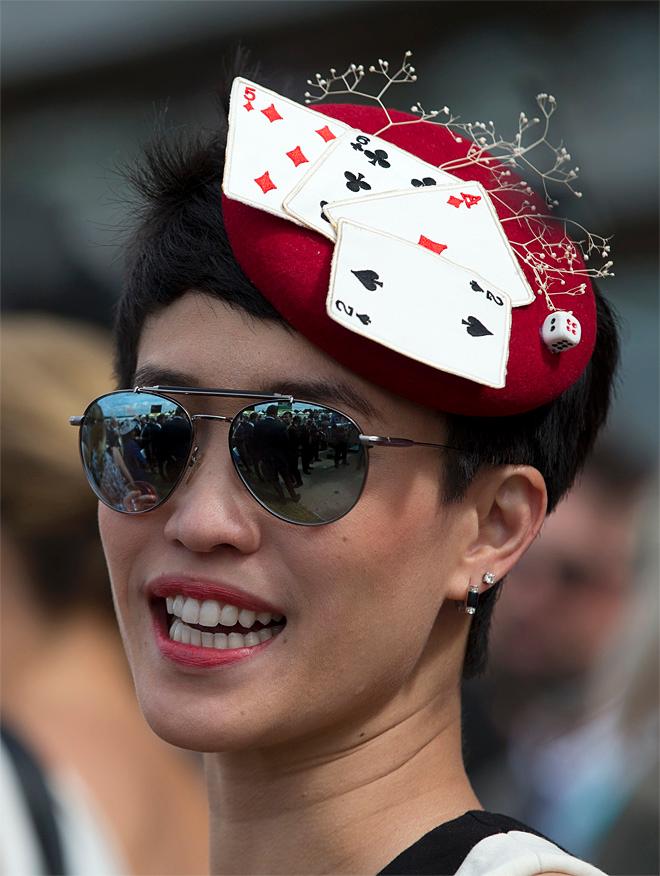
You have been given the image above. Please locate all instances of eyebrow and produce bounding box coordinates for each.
[133,365,381,422]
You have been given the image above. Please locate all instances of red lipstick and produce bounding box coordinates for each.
[147,575,286,669]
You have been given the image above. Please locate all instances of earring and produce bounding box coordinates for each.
[461,573,496,615]
[463,582,480,615]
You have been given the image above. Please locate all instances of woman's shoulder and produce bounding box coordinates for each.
[378,810,607,876]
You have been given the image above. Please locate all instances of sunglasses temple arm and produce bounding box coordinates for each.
[69,416,84,426]
[360,435,462,453]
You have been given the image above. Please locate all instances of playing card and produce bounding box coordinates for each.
[222,77,351,220]
[283,131,459,238]
[328,220,512,388]
[324,181,534,307]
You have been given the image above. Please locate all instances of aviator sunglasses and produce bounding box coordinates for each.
[70,386,461,526]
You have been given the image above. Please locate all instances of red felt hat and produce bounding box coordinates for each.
[221,102,596,417]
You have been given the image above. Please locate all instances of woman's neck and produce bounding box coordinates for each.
[205,690,481,875]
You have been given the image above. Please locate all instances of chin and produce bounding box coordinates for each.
[131,680,297,753]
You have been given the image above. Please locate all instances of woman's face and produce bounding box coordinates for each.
[99,291,471,753]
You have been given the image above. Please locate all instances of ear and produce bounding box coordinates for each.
[444,465,547,602]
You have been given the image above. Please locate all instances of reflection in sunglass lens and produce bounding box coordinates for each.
[80,392,192,513]
[229,401,367,525]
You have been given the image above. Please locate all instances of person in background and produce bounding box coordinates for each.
[1,314,208,875]
[463,442,657,873]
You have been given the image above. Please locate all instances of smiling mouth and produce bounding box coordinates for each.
[155,594,287,651]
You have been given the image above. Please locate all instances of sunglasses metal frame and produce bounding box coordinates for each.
[70,385,463,525]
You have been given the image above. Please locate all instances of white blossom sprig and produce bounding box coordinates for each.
[303,52,614,306]
[304,51,463,131]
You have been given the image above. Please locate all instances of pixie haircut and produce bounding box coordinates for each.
[114,82,620,680]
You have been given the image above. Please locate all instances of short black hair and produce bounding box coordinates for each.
[114,87,619,681]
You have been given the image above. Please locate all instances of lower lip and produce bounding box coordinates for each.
[151,605,280,668]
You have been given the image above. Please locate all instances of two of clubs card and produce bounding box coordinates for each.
[328,221,512,389]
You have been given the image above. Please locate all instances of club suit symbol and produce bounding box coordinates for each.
[344,171,371,193]
[363,148,390,168]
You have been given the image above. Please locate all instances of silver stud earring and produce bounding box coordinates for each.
[482,571,496,586]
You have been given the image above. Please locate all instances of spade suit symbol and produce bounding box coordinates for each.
[356,313,371,326]
[352,269,383,291]
[462,316,493,337]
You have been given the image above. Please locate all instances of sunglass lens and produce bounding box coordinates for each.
[229,401,367,524]
[80,392,193,513]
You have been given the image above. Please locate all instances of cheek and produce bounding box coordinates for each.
[97,503,150,630]
[280,458,455,708]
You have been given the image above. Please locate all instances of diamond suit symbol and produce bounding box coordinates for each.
[261,103,283,123]
[286,146,309,167]
[315,125,336,142]
[254,171,277,194]
[418,235,448,255]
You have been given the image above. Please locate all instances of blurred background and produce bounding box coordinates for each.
[1,1,658,874]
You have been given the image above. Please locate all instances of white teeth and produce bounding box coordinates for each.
[165,594,285,632]
[219,603,239,626]
[181,597,200,624]
[169,620,283,649]
[199,600,221,627]
[238,608,256,628]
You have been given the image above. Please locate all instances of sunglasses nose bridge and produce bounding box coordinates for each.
[183,413,234,485]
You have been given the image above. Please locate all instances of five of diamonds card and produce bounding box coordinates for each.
[222,78,350,219]
[222,78,525,388]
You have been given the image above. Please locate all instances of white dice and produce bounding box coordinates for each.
[541,311,582,353]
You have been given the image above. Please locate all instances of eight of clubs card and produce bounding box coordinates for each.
[328,221,512,388]
[222,77,350,219]
[324,181,534,307]
[284,130,459,238]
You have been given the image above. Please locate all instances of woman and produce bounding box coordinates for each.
[71,62,617,874]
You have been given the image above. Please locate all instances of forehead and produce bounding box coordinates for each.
[136,291,440,433]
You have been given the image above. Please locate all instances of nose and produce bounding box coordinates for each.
[162,432,262,555]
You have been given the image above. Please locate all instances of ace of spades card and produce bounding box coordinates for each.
[222,78,351,220]
[283,131,459,239]
[328,221,512,388]
[324,181,535,307]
